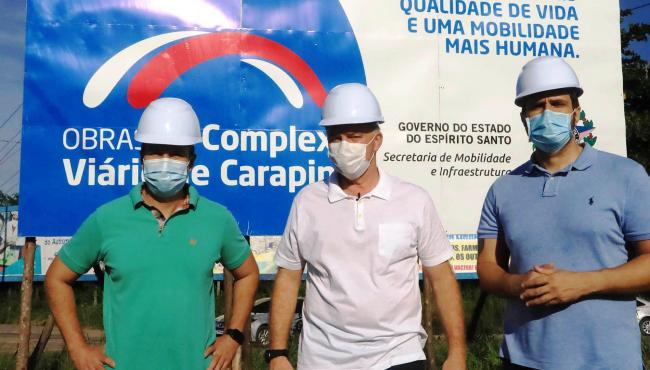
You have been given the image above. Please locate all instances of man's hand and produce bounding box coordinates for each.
[442,352,466,370]
[507,264,554,298]
[269,355,294,370]
[520,264,591,306]
[69,344,115,370]
[204,335,240,370]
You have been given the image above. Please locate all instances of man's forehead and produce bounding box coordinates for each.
[524,92,572,106]
[141,144,192,156]
[326,123,378,136]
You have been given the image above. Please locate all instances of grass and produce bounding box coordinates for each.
[1,281,649,369]
[15,336,650,370]
[0,283,103,328]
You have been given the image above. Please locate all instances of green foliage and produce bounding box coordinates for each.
[621,9,650,170]
[0,191,18,206]
[0,282,103,327]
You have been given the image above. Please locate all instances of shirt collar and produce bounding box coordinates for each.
[327,168,392,203]
[523,144,595,175]
[130,184,199,209]
[571,143,596,171]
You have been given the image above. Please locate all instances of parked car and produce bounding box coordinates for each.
[216,297,304,346]
[637,297,650,336]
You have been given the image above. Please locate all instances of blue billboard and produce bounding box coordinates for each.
[19,0,366,236]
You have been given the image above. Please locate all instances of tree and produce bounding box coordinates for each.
[621,8,650,170]
[0,190,18,206]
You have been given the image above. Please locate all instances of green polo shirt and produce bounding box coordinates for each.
[59,185,250,370]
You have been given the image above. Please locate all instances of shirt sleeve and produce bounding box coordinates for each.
[274,197,304,271]
[477,184,500,239]
[622,163,650,242]
[219,210,251,270]
[418,196,453,267]
[58,212,103,275]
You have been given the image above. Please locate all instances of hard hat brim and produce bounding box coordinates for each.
[319,116,384,127]
[134,131,202,146]
[515,86,583,107]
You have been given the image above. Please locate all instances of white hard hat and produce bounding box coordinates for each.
[515,56,583,107]
[319,83,384,126]
[134,97,202,145]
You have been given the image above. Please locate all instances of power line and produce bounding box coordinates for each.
[0,129,21,154]
[1,177,19,194]
[0,104,22,131]
[0,143,20,165]
[0,169,19,189]
[0,179,18,196]
[0,146,18,164]
[0,139,20,144]
[0,147,20,166]
[629,2,650,11]
[0,140,19,159]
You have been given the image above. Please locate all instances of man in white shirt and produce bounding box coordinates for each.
[267,83,466,370]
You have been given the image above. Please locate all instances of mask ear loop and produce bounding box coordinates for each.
[524,108,545,142]
[365,132,379,145]
[571,108,580,141]
[366,132,380,162]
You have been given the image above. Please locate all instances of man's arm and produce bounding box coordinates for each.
[477,238,550,299]
[205,254,259,370]
[521,240,650,306]
[45,256,115,370]
[423,262,466,370]
[228,254,260,331]
[595,240,650,293]
[268,267,302,370]
[475,185,544,298]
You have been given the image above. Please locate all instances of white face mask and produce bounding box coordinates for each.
[328,133,378,180]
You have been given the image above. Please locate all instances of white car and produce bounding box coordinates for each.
[637,297,650,336]
[216,297,304,346]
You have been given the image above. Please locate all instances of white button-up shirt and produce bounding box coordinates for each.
[275,169,453,370]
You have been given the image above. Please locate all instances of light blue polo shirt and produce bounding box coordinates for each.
[478,144,650,370]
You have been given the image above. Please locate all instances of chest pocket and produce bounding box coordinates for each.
[378,223,416,261]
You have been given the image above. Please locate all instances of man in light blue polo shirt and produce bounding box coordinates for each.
[477,56,650,370]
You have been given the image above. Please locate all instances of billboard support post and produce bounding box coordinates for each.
[466,291,489,343]
[15,236,36,370]
[28,314,55,369]
[1,204,8,282]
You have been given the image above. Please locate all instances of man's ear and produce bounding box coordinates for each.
[373,131,383,151]
[189,153,197,169]
[520,111,529,136]
[572,106,581,127]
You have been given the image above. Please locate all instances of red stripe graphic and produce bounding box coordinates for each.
[127,32,327,109]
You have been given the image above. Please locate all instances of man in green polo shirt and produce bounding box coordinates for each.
[45,97,259,370]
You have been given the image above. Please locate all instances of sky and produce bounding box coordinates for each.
[0,0,648,196]
[0,0,25,195]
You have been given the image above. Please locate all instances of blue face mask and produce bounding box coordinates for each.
[526,109,575,154]
[143,158,189,198]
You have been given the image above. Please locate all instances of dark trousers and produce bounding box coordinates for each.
[386,360,426,370]
[502,359,538,370]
